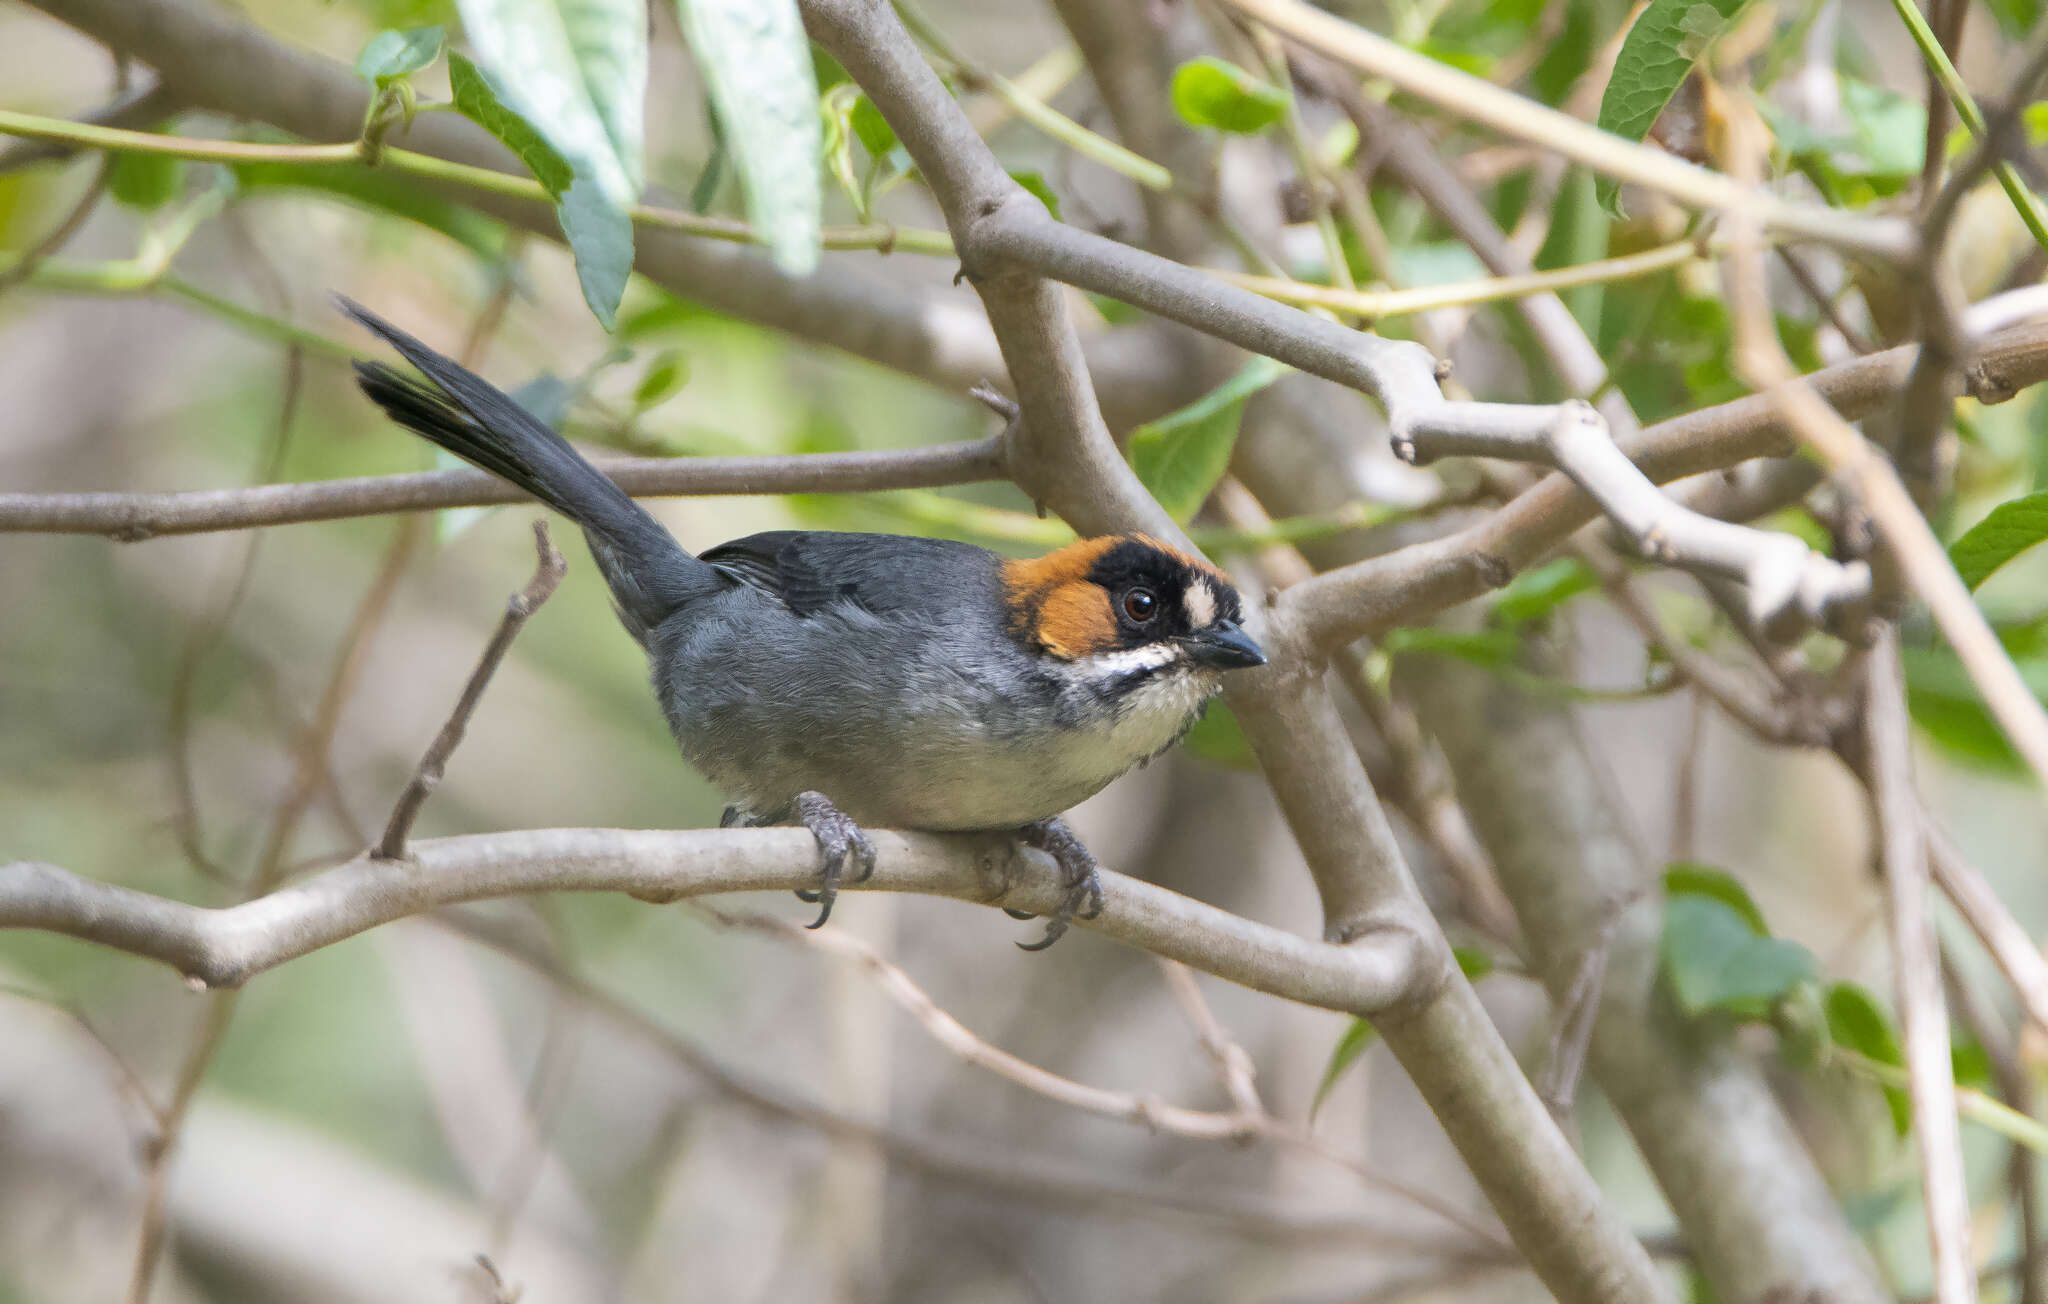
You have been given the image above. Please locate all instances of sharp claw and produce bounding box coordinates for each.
[1016,923,1065,952]
[1002,907,1039,921]
[794,887,823,903]
[805,892,836,930]
[1012,817,1103,953]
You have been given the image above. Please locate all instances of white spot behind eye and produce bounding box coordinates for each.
[1184,583,1217,629]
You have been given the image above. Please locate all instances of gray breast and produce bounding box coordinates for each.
[643,584,1214,830]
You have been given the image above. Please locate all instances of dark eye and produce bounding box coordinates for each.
[1122,588,1158,622]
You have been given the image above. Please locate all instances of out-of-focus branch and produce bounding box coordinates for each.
[1401,653,1892,1304]
[0,78,182,174]
[1866,629,1977,1304]
[0,438,1008,539]
[0,831,1419,1013]
[1283,319,2048,648]
[377,521,566,860]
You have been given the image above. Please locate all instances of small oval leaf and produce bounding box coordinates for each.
[1597,0,1750,146]
[1171,57,1288,135]
[355,26,446,87]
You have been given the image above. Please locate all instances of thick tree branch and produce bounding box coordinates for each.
[0,830,1419,1011]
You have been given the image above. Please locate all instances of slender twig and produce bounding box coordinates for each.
[377,521,567,861]
[1866,630,1976,1304]
[0,437,1009,539]
[432,909,1485,1253]
[701,902,1511,1249]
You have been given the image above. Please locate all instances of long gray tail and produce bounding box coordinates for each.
[339,296,715,641]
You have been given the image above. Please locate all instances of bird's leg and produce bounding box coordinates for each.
[1013,816,1104,952]
[787,790,876,930]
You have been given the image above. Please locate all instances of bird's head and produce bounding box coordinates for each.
[999,535,1266,682]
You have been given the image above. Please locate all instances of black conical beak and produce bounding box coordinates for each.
[1184,620,1267,670]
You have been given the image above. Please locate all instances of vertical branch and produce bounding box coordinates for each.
[1867,628,1977,1304]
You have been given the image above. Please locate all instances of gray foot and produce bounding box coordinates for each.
[789,791,876,930]
[1014,816,1104,952]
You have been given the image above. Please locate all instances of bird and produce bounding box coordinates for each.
[337,297,1267,948]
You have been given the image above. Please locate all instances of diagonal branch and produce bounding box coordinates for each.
[377,520,566,860]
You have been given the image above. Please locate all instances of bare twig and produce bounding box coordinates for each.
[0,79,182,174]
[377,521,566,860]
[0,438,1010,539]
[1157,958,1264,1119]
[1866,629,1977,1304]
[702,903,1510,1249]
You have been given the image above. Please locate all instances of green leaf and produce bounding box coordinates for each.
[1902,644,2048,771]
[1127,355,1287,520]
[633,350,689,408]
[1773,979,1831,1070]
[449,51,631,327]
[108,150,186,210]
[233,160,504,259]
[1491,558,1598,626]
[669,0,822,277]
[1660,896,1817,1021]
[1180,702,1256,769]
[1008,170,1061,221]
[455,0,645,206]
[1949,490,2048,589]
[556,175,633,330]
[1986,0,2045,38]
[448,52,574,196]
[1310,1017,1376,1121]
[1453,945,1495,981]
[851,94,896,158]
[1597,0,1750,146]
[1377,626,1522,672]
[1826,982,1911,1134]
[355,26,445,86]
[1171,57,1288,135]
[1662,863,1768,934]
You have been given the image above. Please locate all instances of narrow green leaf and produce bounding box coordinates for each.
[1008,170,1062,221]
[1171,57,1288,135]
[355,26,446,87]
[448,52,575,196]
[557,175,633,329]
[1453,945,1495,981]
[1949,490,2048,589]
[670,0,822,277]
[1660,896,1817,1021]
[1597,0,1750,145]
[1127,355,1287,520]
[633,350,689,409]
[1491,558,1598,626]
[108,150,186,210]
[1310,1017,1376,1121]
[851,94,896,158]
[1662,863,1768,934]
[1826,982,1912,1135]
[455,0,645,205]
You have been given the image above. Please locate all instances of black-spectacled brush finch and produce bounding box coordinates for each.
[338,297,1266,948]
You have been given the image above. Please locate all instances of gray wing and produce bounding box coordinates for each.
[698,531,1004,619]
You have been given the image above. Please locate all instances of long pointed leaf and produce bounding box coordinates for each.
[671,0,822,277]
